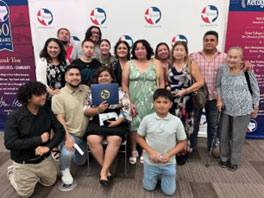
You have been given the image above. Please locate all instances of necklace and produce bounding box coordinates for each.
[174,62,186,72]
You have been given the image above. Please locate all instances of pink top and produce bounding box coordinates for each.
[190,50,227,100]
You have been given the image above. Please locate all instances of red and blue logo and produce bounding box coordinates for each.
[37,8,53,26]
[90,8,107,25]
[171,35,188,47]
[118,35,133,47]
[145,7,162,25]
[72,36,80,42]
[201,5,219,24]
[247,119,257,133]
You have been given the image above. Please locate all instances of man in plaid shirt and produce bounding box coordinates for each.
[190,31,226,157]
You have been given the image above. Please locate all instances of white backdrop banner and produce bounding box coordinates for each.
[28,0,230,63]
[28,0,230,137]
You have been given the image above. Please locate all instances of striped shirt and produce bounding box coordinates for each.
[190,50,227,100]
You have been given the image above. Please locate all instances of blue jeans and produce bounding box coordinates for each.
[143,162,176,196]
[190,100,218,150]
[60,134,87,170]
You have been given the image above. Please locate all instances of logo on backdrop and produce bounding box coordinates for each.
[201,5,218,24]
[247,119,257,133]
[71,36,80,42]
[37,8,53,26]
[90,8,107,25]
[171,35,188,47]
[118,35,133,47]
[0,0,13,51]
[145,7,162,25]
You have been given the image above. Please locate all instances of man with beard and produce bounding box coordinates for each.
[52,65,89,189]
[57,28,82,63]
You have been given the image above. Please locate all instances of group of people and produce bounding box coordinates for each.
[4,26,260,197]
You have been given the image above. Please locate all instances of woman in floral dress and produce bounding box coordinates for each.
[167,41,203,163]
[122,39,164,164]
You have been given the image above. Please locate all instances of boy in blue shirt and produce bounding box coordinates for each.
[137,89,186,195]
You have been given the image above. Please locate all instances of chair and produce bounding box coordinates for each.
[87,135,129,176]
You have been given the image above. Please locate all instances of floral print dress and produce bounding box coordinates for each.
[128,60,157,131]
[46,62,66,100]
[168,65,194,137]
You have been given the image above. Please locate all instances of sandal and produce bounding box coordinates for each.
[51,147,60,161]
[140,150,145,164]
[129,151,138,164]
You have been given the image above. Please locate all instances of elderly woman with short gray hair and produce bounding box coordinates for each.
[216,46,259,171]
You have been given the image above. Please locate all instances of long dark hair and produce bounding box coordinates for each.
[114,40,130,60]
[84,26,102,43]
[39,38,67,65]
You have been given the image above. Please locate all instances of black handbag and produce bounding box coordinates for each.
[176,151,188,165]
[187,60,209,109]
[191,84,209,109]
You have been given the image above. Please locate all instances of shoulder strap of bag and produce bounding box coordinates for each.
[153,58,160,88]
[187,59,193,78]
[187,59,192,72]
[244,71,253,95]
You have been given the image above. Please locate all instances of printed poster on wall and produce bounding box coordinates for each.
[0,0,35,130]
[225,0,264,138]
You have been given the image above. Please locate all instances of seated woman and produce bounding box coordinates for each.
[216,47,259,171]
[4,81,65,198]
[84,66,131,186]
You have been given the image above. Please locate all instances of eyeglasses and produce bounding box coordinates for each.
[91,31,100,35]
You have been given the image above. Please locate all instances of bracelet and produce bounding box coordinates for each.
[185,89,189,94]
[96,107,100,114]
[165,84,170,89]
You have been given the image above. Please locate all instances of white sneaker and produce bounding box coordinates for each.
[61,168,73,185]
[7,165,13,181]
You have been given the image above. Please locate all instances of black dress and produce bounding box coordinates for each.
[84,87,131,142]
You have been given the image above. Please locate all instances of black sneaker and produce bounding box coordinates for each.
[228,164,238,171]
[219,160,229,168]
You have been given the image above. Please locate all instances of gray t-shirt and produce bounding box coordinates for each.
[138,112,186,166]
[216,64,260,116]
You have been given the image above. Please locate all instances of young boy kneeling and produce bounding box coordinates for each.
[137,89,186,195]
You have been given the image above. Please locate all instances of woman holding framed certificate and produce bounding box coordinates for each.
[84,66,131,186]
